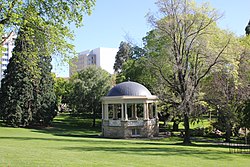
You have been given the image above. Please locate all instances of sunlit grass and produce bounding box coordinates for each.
[0,113,249,167]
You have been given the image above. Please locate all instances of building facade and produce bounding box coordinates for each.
[69,47,118,76]
[1,32,16,82]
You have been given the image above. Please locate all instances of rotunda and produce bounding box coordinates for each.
[101,81,159,138]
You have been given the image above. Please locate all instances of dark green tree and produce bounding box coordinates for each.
[245,20,250,35]
[0,28,36,126]
[68,66,112,127]
[113,41,133,73]
[32,55,56,126]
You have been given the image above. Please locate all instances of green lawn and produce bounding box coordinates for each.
[0,114,249,167]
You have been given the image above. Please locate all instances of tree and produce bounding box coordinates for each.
[54,77,71,112]
[32,55,57,126]
[204,69,240,142]
[147,0,232,144]
[68,66,112,127]
[0,6,62,126]
[0,0,96,64]
[0,28,37,126]
[113,41,133,73]
[245,20,250,35]
[202,33,250,142]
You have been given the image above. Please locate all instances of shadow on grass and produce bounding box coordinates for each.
[30,113,102,138]
[0,136,235,161]
[0,113,238,158]
[59,144,236,161]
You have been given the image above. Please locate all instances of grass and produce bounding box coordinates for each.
[0,113,249,167]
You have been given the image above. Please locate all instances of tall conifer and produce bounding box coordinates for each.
[0,28,35,126]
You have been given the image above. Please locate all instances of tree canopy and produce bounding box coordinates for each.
[0,26,56,127]
[68,66,112,127]
[146,0,234,144]
[0,0,95,57]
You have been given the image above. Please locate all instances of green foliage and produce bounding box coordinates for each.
[0,23,56,127]
[238,101,250,129]
[113,41,133,73]
[68,66,112,126]
[117,57,157,92]
[245,20,250,35]
[0,0,96,59]
[32,55,57,125]
[0,29,36,126]
[146,0,234,144]
[54,77,71,111]
[0,0,96,126]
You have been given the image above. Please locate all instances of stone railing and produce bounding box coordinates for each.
[109,120,121,126]
[127,120,144,127]
[108,118,157,127]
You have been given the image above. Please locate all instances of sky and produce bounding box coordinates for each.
[52,0,250,77]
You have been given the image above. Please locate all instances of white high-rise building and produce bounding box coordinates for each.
[69,47,118,76]
[1,32,16,82]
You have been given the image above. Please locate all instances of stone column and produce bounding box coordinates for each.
[121,103,124,120]
[112,104,115,119]
[143,103,148,120]
[150,103,154,119]
[134,104,138,119]
[102,103,104,119]
[155,103,158,119]
[124,103,128,120]
[104,104,109,120]
[131,105,134,119]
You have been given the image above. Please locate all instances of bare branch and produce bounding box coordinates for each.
[195,38,231,87]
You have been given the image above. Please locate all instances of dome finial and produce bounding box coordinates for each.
[128,77,130,82]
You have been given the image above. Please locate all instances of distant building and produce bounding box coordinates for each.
[1,32,16,82]
[69,47,118,76]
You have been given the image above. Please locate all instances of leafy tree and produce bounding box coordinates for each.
[204,69,240,142]
[113,41,133,73]
[147,0,232,144]
[118,57,157,91]
[235,35,250,140]
[68,66,112,127]
[0,0,95,44]
[115,43,156,89]
[0,0,95,69]
[202,34,250,141]
[240,101,250,129]
[54,77,71,112]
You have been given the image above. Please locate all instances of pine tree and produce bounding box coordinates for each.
[32,55,56,126]
[0,24,57,127]
[0,29,36,127]
[113,41,133,73]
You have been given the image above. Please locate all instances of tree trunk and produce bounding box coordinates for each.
[173,121,179,131]
[92,106,96,127]
[225,125,231,142]
[183,113,191,145]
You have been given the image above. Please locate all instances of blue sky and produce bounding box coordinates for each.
[52,0,250,77]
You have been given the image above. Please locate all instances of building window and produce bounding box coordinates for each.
[132,129,141,137]
[2,58,8,62]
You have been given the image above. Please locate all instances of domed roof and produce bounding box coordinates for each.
[107,81,152,96]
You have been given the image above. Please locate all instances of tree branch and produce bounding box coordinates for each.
[195,38,231,88]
